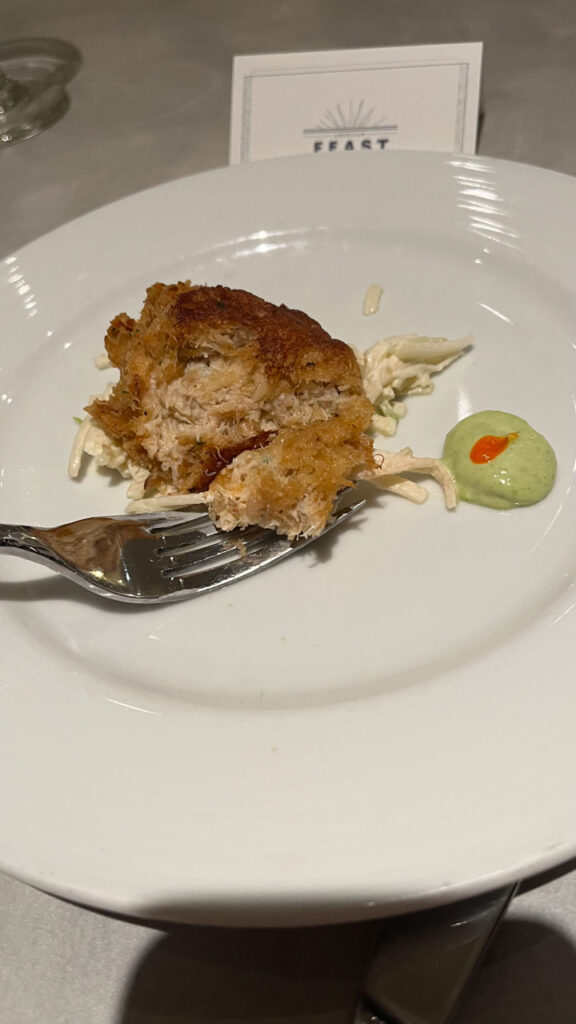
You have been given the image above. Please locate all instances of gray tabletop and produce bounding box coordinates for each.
[2,1,576,1022]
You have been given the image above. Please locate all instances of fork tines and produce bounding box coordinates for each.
[150,514,286,580]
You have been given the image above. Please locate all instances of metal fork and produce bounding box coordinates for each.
[0,496,364,603]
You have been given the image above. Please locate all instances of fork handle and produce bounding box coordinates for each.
[0,523,34,548]
[0,523,56,563]
[0,523,92,593]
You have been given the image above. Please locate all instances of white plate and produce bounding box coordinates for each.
[1,151,575,926]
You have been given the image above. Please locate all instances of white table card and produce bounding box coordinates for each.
[230,42,482,164]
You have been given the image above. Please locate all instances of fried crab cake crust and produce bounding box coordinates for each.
[87,283,376,536]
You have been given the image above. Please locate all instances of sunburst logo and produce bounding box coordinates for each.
[303,99,398,152]
[311,100,390,132]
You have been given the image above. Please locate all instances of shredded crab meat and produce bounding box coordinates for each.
[69,407,212,513]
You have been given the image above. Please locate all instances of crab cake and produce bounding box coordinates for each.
[87,283,376,537]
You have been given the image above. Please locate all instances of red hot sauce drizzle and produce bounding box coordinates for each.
[469,432,519,465]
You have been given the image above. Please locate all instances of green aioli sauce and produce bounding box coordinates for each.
[442,411,556,509]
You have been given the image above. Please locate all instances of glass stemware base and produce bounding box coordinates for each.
[0,37,81,146]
